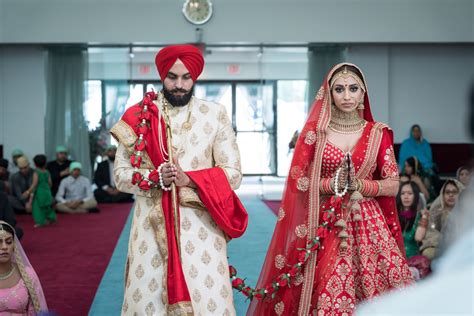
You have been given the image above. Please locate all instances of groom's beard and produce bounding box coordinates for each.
[163,86,194,107]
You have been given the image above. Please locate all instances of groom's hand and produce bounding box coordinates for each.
[173,159,196,188]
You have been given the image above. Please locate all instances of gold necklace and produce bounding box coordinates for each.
[160,92,194,158]
[0,265,14,280]
[329,104,366,134]
[161,93,194,132]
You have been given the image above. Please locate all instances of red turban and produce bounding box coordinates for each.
[155,45,204,82]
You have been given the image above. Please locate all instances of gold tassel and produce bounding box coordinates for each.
[353,213,363,221]
[338,230,349,239]
[351,202,361,211]
[339,240,348,250]
[334,219,347,228]
[350,191,363,201]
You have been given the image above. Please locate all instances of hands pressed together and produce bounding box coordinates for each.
[331,153,360,192]
[160,161,195,188]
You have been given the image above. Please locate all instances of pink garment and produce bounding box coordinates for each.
[0,279,33,315]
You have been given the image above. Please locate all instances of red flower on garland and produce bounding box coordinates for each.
[232,278,245,289]
[265,285,275,295]
[130,155,142,168]
[322,210,333,222]
[132,172,143,185]
[148,170,159,183]
[138,124,149,135]
[229,266,237,278]
[298,250,308,263]
[254,291,264,300]
[278,275,288,287]
[316,226,329,238]
[241,286,252,297]
[138,180,151,191]
[135,140,145,152]
[139,111,151,120]
[289,266,300,277]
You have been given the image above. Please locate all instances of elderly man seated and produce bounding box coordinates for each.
[55,162,99,213]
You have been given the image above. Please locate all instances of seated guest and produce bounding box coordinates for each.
[421,179,464,260]
[0,192,23,239]
[8,149,24,175]
[399,124,434,173]
[94,145,133,203]
[46,145,72,198]
[0,221,48,314]
[56,162,99,214]
[456,166,471,187]
[402,156,433,202]
[0,159,10,193]
[8,157,33,214]
[396,181,429,258]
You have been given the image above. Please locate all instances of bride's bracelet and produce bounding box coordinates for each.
[157,163,172,191]
[334,168,348,197]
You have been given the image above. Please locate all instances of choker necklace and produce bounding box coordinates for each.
[0,265,14,280]
[328,104,366,134]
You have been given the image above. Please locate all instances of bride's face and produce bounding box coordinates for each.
[0,231,14,264]
[331,76,365,113]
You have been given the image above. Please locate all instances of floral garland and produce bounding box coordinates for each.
[229,195,344,301]
[129,91,166,191]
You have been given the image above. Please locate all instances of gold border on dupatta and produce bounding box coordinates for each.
[168,301,194,316]
[356,122,387,179]
[298,96,331,316]
[15,248,41,313]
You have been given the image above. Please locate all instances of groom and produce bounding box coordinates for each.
[111,44,248,315]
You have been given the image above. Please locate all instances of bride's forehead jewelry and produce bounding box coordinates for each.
[330,66,366,91]
[0,225,11,239]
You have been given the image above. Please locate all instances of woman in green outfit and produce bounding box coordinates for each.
[26,155,57,227]
[396,181,429,258]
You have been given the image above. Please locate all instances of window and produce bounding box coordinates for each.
[85,80,307,176]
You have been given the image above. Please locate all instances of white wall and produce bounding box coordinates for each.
[346,44,474,143]
[1,0,472,44]
[0,47,47,161]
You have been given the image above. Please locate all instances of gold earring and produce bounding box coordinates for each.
[357,102,365,110]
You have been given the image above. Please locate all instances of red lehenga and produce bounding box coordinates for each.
[247,63,413,316]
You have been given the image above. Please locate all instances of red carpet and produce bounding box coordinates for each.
[263,200,281,216]
[16,203,132,316]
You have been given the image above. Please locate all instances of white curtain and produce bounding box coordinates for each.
[45,47,92,178]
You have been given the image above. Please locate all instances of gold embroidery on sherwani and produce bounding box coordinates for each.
[148,278,159,293]
[201,250,211,265]
[118,98,239,316]
[185,240,196,255]
[217,261,226,275]
[199,103,209,114]
[145,302,156,316]
[189,265,199,279]
[205,275,215,289]
[207,298,217,312]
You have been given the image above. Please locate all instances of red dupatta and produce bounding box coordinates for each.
[247,63,400,315]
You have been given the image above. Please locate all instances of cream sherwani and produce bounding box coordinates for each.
[111,93,242,316]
